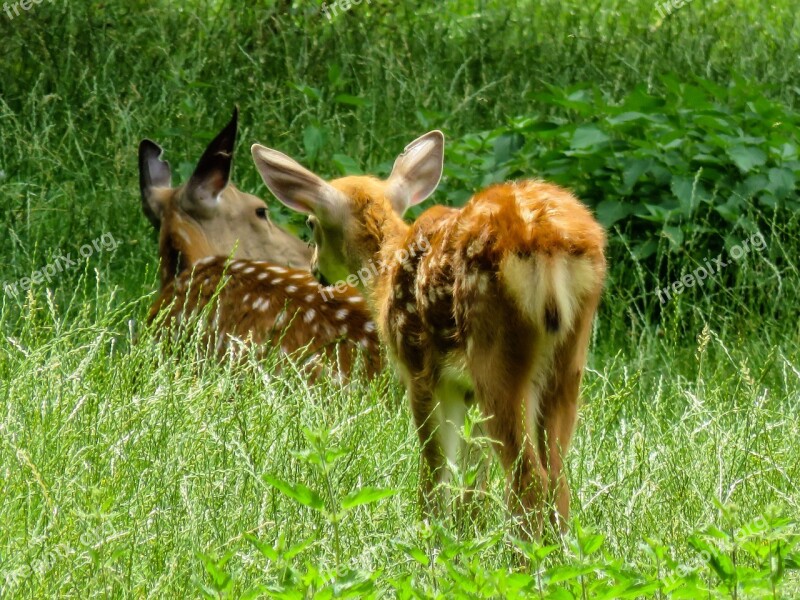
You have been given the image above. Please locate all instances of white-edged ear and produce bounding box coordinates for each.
[251,144,335,215]
[386,130,444,215]
[138,139,172,229]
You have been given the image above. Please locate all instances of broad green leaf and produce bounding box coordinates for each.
[767,167,795,199]
[289,82,321,101]
[689,535,736,582]
[606,111,657,125]
[595,199,631,227]
[340,487,396,511]
[493,133,524,165]
[727,145,767,173]
[621,158,651,193]
[662,225,684,249]
[263,474,325,511]
[397,543,430,566]
[334,94,370,107]
[578,532,605,556]
[546,563,597,583]
[245,534,279,561]
[570,125,609,150]
[284,536,315,560]
[332,154,363,175]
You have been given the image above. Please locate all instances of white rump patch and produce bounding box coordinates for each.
[500,253,598,337]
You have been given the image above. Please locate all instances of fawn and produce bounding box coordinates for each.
[138,109,382,379]
[251,131,606,534]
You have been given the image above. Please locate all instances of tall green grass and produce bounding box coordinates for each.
[1,0,799,597]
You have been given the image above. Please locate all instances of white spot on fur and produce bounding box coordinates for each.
[304,309,316,323]
[196,256,216,267]
[258,272,270,281]
[466,238,485,258]
[267,266,287,274]
[364,321,376,333]
[243,266,256,274]
[335,309,348,321]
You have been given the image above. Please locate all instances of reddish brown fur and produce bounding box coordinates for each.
[250,135,605,533]
[149,256,381,379]
[144,172,381,381]
[331,179,606,534]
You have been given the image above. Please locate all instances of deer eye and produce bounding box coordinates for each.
[255,207,268,220]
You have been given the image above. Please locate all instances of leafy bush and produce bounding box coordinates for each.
[432,77,799,264]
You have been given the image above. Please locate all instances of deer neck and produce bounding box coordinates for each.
[158,213,214,289]
[356,210,410,304]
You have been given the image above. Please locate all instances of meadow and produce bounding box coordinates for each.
[1,0,799,597]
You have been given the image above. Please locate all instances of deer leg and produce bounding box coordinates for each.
[537,297,599,532]
[407,378,445,515]
[537,386,579,533]
[471,357,548,538]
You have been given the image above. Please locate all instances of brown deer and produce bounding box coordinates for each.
[251,131,606,535]
[139,109,381,379]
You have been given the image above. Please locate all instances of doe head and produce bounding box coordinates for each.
[139,108,311,282]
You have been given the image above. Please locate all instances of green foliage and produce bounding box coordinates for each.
[436,78,800,262]
[1,0,799,597]
[197,509,800,598]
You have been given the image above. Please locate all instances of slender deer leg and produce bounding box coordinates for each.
[537,295,600,531]
[408,378,445,513]
[470,344,548,538]
[435,381,469,484]
[537,385,579,532]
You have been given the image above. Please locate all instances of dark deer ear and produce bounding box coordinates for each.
[138,139,172,229]
[183,107,238,217]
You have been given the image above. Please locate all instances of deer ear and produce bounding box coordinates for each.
[386,130,444,215]
[183,107,238,216]
[138,139,172,229]
[251,144,336,216]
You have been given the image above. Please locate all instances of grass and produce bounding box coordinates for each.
[1,275,798,596]
[1,0,799,597]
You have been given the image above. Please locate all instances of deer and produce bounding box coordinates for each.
[138,109,382,379]
[250,131,606,536]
